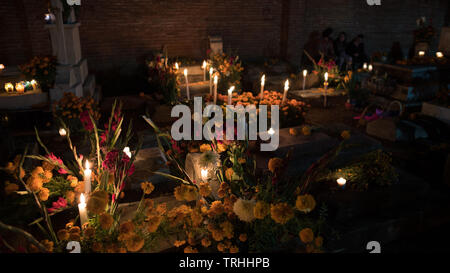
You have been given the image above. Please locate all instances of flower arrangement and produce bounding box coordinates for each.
[147,52,180,105]
[209,52,244,92]
[19,56,57,92]
[212,90,308,128]
[52,92,100,132]
[413,17,436,44]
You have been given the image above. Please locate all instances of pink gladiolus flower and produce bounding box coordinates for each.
[47,197,67,213]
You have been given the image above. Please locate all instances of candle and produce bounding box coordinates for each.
[30,79,37,90]
[123,147,132,158]
[418,51,425,57]
[78,194,88,227]
[302,70,307,90]
[184,68,190,100]
[4,83,14,92]
[368,64,373,72]
[324,72,328,108]
[209,68,213,95]
[281,79,289,105]
[174,62,179,70]
[15,82,25,93]
[84,160,91,194]
[202,61,207,82]
[337,177,346,188]
[436,52,444,58]
[0,64,4,71]
[227,86,235,105]
[213,75,218,104]
[59,128,67,136]
[200,168,208,181]
[363,63,368,70]
[260,75,265,100]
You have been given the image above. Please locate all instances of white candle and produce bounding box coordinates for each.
[78,194,88,227]
[302,70,307,90]
[368,64,373,72]
[84,160,91,194]
[418,51,425,57]
[337,177,346,188]
[202,60,207,82]
[436,52,444,58]
[260,75,265,100]
[324,72,328,108]
[174,62,179,70]
[59,128,67,136]
[213,75,218,104]
[123,147,132,158]
[363,63,368,70]
[200,168,208,181]
[268,128,275,135]
[209,68,213,95]
[0,64,4,71]
[281,79,289,105]
[227,86,235,105]
[30,79,37,90]
[184,68,190,100]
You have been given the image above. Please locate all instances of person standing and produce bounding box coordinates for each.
[318,28,335,61]
[334,32,348,71]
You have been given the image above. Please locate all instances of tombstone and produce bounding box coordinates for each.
[45,0,97,102]
[208,36,223,55]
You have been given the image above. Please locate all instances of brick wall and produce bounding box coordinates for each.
[1,0,448,74]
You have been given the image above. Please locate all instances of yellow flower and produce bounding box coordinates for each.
[295,194,316,213]
[43,170,53,183]
[299,228,314,244]
[141,182,155,195]
[200,144,212,152]
[270,203,294,224]
[39,187,50,201]
[199,182,212,197]
[174,240,186,247]
[217,143,227,153]
[341,130,351,140]
[225,168,235,181]
[125,234,145,252]
[65,191,75,205]
[99,212,114,230]
[254,201,270,219]
[268,158,283,174]
[302,126,311,136]
[289,128,299,136]
[67,175,78,187]
[31,166,44,177]
[86,190,109,214]
[174,184,198,202]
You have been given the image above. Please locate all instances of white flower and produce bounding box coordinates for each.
[233,198,255,222]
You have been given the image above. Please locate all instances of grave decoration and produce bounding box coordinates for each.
[209,52,244,92]
[304,51,342,88]
[19,56,57,92]
[147,51,180,105]
[52,92,100,133]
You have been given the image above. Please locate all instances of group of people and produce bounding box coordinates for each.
[303,27,369,71]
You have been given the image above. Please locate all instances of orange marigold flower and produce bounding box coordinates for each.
[295,194,316,213]
[99,212,114,230]
[86,190,108,214]
[201,237,211,248]
[239,233,247,242]
[57,229,69,241]
[184,246,198,253]
[199,143,212,152]
[41,239,54,252]
[270,203,294,224]
[174,240,186,247]
[39,187,50,201]
[141,181,155,195]
[254,201,270,219]
[341,130,351,140]
[299,228,314,244]
[268,158,283,174]
[199,182,212,197]
[125,234,145,252]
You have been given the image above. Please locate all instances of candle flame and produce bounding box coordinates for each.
[202,61,207,69]
[261,75,265,85]
[0,64,4,70]
[80,193,86,204]
[284,79,289,91]
[59,128,67,136]
[200,168,208,180]
[337,177,346,186]
[368,64,373,71]
[174,62,179,69]
[303,70,307,77]
[324,72,328,82]
[363,63,368,69]
[30,79,37,85]
[123,147,132,158]
[214,75,218,84]
[268,128,275,135]
[418,51,425,56]
[183,68,188,77]
[209,67,213,75]
[85,160,90,170]
[436,52,444,58]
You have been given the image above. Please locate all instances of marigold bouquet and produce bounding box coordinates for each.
[19,56,57,92]
[209,52,244,92]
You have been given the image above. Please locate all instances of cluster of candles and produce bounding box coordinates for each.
[418,51,445,58]
[363,63,373,72]
[3,80,38,93]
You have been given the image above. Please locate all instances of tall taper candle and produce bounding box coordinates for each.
[213,75,218,104]
[324,72,329,108]
[78,194,88,227]
[281,79,289,105]
[209,68,213,95]
[84,160,91,194]
[260,75,265,100]
[202,60,207,82]
[184,68,190,100]
[302,70,307,90]
[228,86,235,105]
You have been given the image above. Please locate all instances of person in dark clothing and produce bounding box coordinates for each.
[334,32,348,70]
[301,31,321,68]
[346,34,368,69]
[318,27,335,61]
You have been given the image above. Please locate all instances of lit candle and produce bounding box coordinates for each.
[281,79,289,105]
[123,146,132,158]
[59,128,67,136]
[368,64,373,72]
[84,160,91,194]
[337,177,346,188]
[174,62,179,70]
[78,194,88,227]
[260,75,265,100]
[213,75,218,104]
[4,83,14,92]
[363,63,368,70]
[184,68,190,100]
[418,51,425,57]
[436,52,444,58]
[227,86,235,105]
[202,61,207,82]
[0,64,4,71]
[15,82,25,93]
[30,79,37,90]
[209,68,214,95]
[302,70,307,90]
[200,168,208,181]
[324,72,329,108]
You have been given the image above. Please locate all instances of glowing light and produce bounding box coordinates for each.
[337,177,346,187]
[59,128,67,136]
